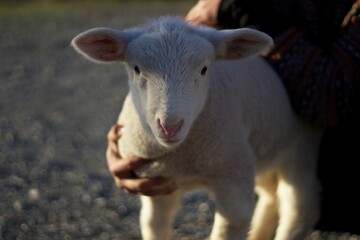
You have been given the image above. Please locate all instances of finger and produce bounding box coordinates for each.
[107,124,123,143]
[121,176,168,190]
[106,124,123,159]
[117,178,156,194]
[185,13,201,24]
[106,139,121,159]
[186,16,215,27]
[107,157,150,178]
[109,160,134,179]
[120,177,176,195]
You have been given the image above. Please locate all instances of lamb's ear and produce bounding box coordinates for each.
[201,28,273,60]
[71,27,138,62]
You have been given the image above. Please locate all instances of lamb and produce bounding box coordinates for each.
[71,17,323,240]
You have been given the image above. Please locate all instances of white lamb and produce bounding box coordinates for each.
[72,17,322,240]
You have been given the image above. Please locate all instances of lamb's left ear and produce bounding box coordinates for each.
[200,28,273,60]
[71,27,139,62]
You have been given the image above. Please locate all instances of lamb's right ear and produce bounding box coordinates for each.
[198,27,273,60]
[71,27,138,62]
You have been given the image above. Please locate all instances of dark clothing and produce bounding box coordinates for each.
[218,0,299,37]
[218,0,360,126]
[317,114,360,233]
[217,0,360,234]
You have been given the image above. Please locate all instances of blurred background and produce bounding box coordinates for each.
[0,1,359,239]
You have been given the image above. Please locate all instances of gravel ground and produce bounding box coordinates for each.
[0,1,359,240]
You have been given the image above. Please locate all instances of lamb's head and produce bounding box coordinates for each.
[71,17,272,148]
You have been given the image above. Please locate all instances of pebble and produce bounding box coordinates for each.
[94,197,107,208]
[20,223,28,232]
[198,202,209,212]
[13,200,23,212]
[28,188,40,201]
[81,193,92,205]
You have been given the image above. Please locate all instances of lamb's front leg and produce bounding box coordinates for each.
[209,178,256,240]
[140,191,181,240]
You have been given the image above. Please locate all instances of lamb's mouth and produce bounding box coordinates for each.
[157,137,182,147]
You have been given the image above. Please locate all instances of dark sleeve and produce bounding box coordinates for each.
[314,0,355,44]
[216,0,297,37]
[217,0,253,29]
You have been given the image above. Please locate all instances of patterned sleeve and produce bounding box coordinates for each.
[263,1,360,126]
[217,0,360,126]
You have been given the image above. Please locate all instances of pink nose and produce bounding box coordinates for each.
[158,118,184,138]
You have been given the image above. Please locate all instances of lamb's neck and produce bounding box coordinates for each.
[181,86,220,147]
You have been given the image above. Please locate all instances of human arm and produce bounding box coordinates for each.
[185,0,280,33]
[185,0,222,26]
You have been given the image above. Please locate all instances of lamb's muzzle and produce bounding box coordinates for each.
[157,118,184,139]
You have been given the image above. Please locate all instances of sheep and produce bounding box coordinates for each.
[71,17,323,240]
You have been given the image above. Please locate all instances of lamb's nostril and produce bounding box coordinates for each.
[158,118,184,138]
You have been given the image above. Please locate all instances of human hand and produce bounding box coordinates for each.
[106,124,177,196]
[185,0,222,26]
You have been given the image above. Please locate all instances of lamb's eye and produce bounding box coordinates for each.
[134,65,140,75]
[200,66,208,75]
